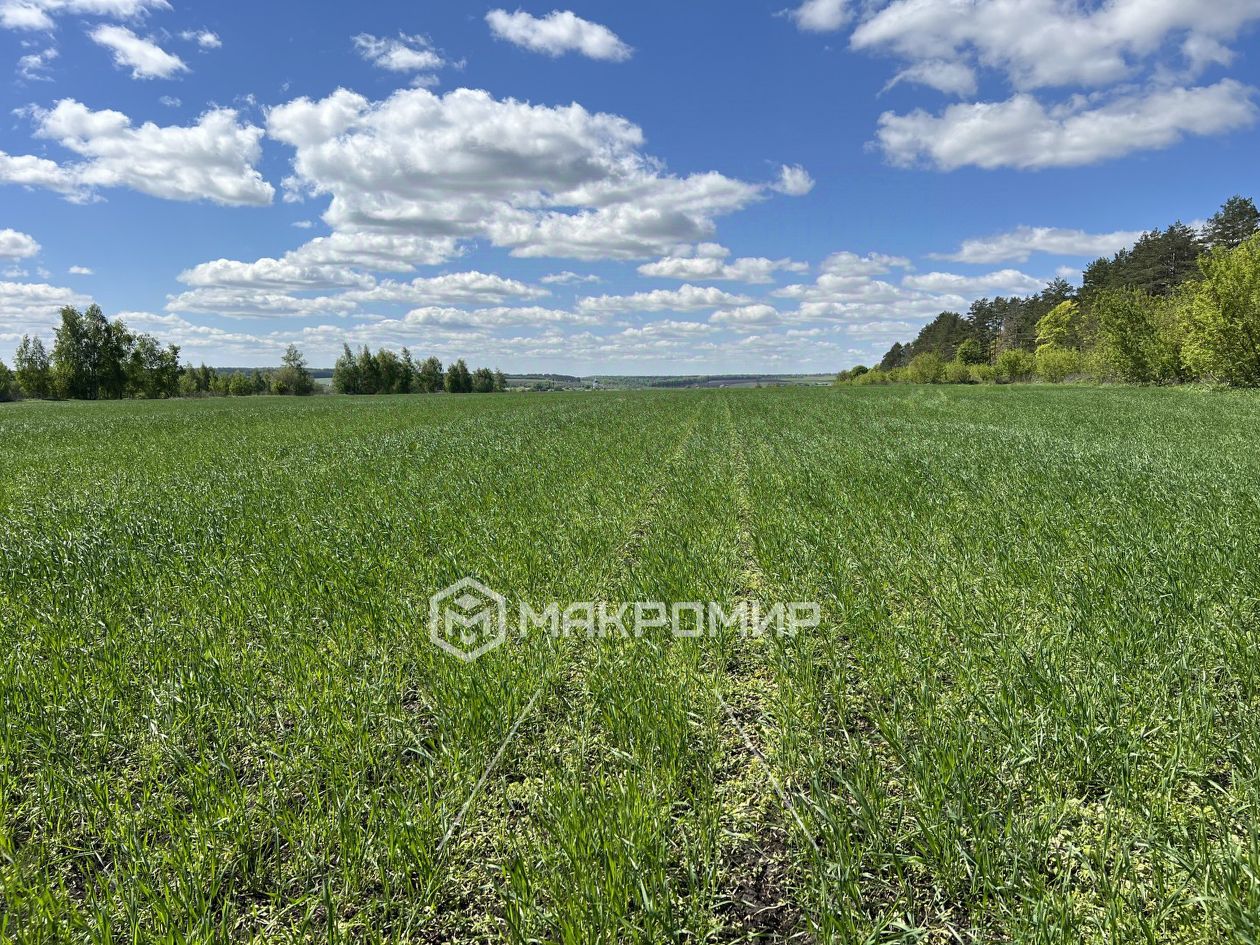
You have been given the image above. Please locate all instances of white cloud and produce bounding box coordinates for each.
[0,228,41,259]
[774,164,815,196]
[179,29,220,49]
[932,226,1146,264]
[177,256,373,291]
[541,270,601,285]
[851,0,1260,91]
[172,243,518,317]
[790,0,849,33]
[709,304,782,330]
[158,94,180,107]
[0,149,86,200]
[17,45,57,80]
[578,284,753,316]
[15,99,273,205]
[486,9,632,61]
[770,250,1009,330]
[165,286,354,319]
[283,231,459,272]
[403,305,597,329]
[818,251,912,277]
[68,264,92,274]
[353,32,445,76]
[0,280,90,329]
[638,244,807,283]
[111,311,295,360]
[1183,34,1235,73]
[877,81,1258,170]
[901,269,1045,295]
[0,0,169,31]
[90,25,188,79]
[266,86,768,262]
[885,59,978,96]
[347,271,551,306]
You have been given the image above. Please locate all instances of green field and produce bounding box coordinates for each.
[3,387,1260,943]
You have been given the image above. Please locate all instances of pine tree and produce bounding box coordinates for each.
[1204,196,1260,252]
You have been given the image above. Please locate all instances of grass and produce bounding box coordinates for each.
[1,386,1259,943]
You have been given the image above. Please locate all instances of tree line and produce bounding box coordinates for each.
[836,195,1260,388]
[331,345,507,395]
[0,305,509,402]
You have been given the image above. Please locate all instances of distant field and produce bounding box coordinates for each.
[2,387,1260,942]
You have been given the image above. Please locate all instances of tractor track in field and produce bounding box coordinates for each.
[429,402,708,939]
[708,400,818,943]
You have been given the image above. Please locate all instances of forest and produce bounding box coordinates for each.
[839,196,1260,387]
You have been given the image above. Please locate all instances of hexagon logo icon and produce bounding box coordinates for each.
[429,577,508,662]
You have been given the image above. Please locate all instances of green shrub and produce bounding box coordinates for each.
[1182,235,1260,386]
[943,361,974,384]
[0,359,15,401]
[995,349,1036,383]
[955,338,986,365]
[970,364,997,384]
[906,353,945,384]
[1093,288,1185,383]
[833,365,870,385]
[1036,300,1089,351]
[853,368,888,385]
[1035,346,1081,383]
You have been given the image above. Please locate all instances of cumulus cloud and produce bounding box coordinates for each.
[774,164,815,196]
[885,59,978,96]
[17,45,57,80]
[818,251,912,277]
[0,228,41,259]
[851,0,1260,91]
[638,243,807,283]
[68,264,92,274]
[789,0,849,33]
[171,250,543,317]
[770,250,1017,329]
[0,149,87,200]
[177,255,373,291]
[932,226,1146,264]
[266,86,769,262]
[283,232,459,272]
[90,25,188,79]
[403,305,597,329]
[577,284,753,316]
[0,0,169,31]
[353,33,446,78]
[347,271,551,306]
[709,303,782,330]
[486,9,632,61]
[541,270,601,285]
[833,0,1260,169]
[7,99,274,205]
[165,286,354,319]
[901,268,1046,295]
[0,280,90,333]
[179,29,220,49]
[877,81,1258,170]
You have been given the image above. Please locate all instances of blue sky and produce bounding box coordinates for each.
[1,0,1258,373]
